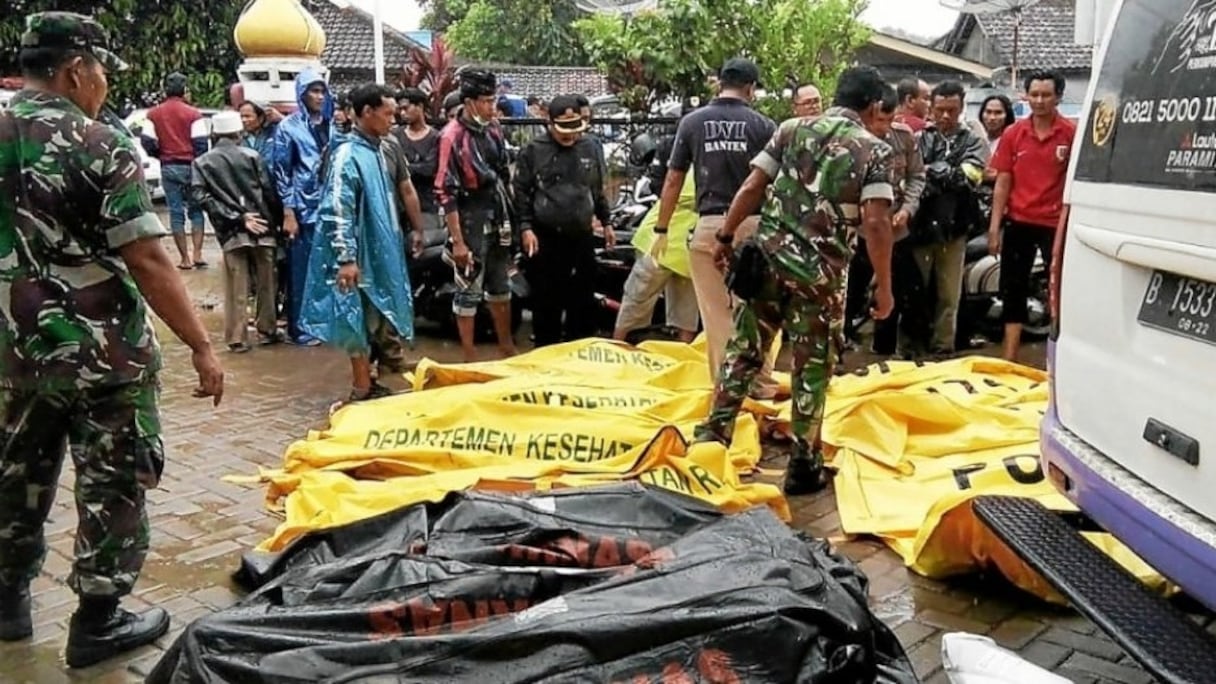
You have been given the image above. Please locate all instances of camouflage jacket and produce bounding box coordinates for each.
[885,121,926,241]
[750,107,894,295]
[0,90,166,391]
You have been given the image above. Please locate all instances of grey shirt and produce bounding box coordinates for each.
[667,97,776,216]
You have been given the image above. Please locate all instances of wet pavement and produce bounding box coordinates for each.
[0,238,1205,683]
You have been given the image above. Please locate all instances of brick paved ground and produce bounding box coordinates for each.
[0,242,1203,683]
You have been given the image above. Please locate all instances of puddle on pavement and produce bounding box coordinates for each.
[141,555,237,595]
[870,588,917,626]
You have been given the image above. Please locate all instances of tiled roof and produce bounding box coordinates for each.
[474,63,610,99]
[941,0,1092,72]
[304,3,608,98]
[304,0,424,73]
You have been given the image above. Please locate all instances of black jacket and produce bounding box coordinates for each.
[645,133,675,192]
[910,123,989,245]
[190,138,282,246]
[513,132,610,234]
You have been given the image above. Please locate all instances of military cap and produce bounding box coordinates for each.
[548,94,588,133]
[457,67,497,99]
[21,11,129,72]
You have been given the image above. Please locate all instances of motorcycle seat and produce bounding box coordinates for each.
[966,234,990,262]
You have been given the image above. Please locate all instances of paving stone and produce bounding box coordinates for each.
[174,540,242,565]
[893,620,937,650]
[1063,652,1155,684]
[987,616,1048,650]
[1039,626,1127,661]
[1019,639,1073,670]
[914,608,993,636]
[905,632,945,680]
[190,585,241,610]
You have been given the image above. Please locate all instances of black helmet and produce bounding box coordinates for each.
[457,67,497,100]
[628,131,658,168]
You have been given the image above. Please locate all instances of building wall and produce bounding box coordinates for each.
[960,32,1002,68]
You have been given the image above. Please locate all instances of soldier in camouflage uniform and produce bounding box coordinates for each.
[693,66,897,495]
[0,12,224,668]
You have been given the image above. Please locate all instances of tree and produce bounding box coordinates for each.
[751,0,872,120]
[0,0,245,109]
[399,35,459,119]
[575,0,871,117]
[419,0,591,66]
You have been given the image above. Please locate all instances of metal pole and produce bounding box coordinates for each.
[1012,7,1021,92]
[373,0,386,85]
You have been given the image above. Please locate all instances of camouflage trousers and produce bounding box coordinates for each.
[694,274,844,467]
[0,376,163,598]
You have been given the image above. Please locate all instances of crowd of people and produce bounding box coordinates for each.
[0,9,1076,669]
[172,54,1074,489]
[142,65,617,405]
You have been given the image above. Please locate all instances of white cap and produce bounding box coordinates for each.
[211,110,242,136]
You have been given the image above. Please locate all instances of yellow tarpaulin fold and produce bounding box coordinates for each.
[250,338,1166,604]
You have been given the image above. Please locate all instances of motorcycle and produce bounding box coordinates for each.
[407,221,525,342]
[591,175,660,332]
[848,229,1049,351]
[957,230,1050,348]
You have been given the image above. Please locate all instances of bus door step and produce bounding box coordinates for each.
[972,495,1216,684]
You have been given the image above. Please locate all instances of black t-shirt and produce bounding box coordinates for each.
[667,97,776,215]
[395,126,441,214]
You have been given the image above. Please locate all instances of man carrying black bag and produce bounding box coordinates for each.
[513,95,614,347]
[692,66,896,495]
[907,81,988,357]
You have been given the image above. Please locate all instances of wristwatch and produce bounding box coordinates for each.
[715,231,734,245]
[654,225,668,235]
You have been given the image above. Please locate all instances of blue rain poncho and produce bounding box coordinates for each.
[271,68,335,227]
[300,130,414,354]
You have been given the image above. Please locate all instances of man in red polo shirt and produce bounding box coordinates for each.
[146,73,207,269]
[988,69,1076,362]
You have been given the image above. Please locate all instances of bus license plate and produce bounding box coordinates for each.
[1137,270,1216,346]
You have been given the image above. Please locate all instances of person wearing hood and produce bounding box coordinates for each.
[301,84,417,406]
[435,68,519,362]
[272,68,334,346]
[513,95,614,347]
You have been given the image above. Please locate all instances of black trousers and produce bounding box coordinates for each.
[845,238,925,354]
[526,228,598,347]
[999,220,1054,324]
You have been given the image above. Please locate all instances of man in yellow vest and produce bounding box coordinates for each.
[613,173,700,342]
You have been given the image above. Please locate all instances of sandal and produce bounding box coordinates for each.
[328,382,394,415]
[227,342,251,354]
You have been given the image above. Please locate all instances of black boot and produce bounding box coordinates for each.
[65,596,170,669]
[783,457,831,496]
[0,584,32,641]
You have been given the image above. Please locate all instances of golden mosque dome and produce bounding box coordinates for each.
[233,0,327,58]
